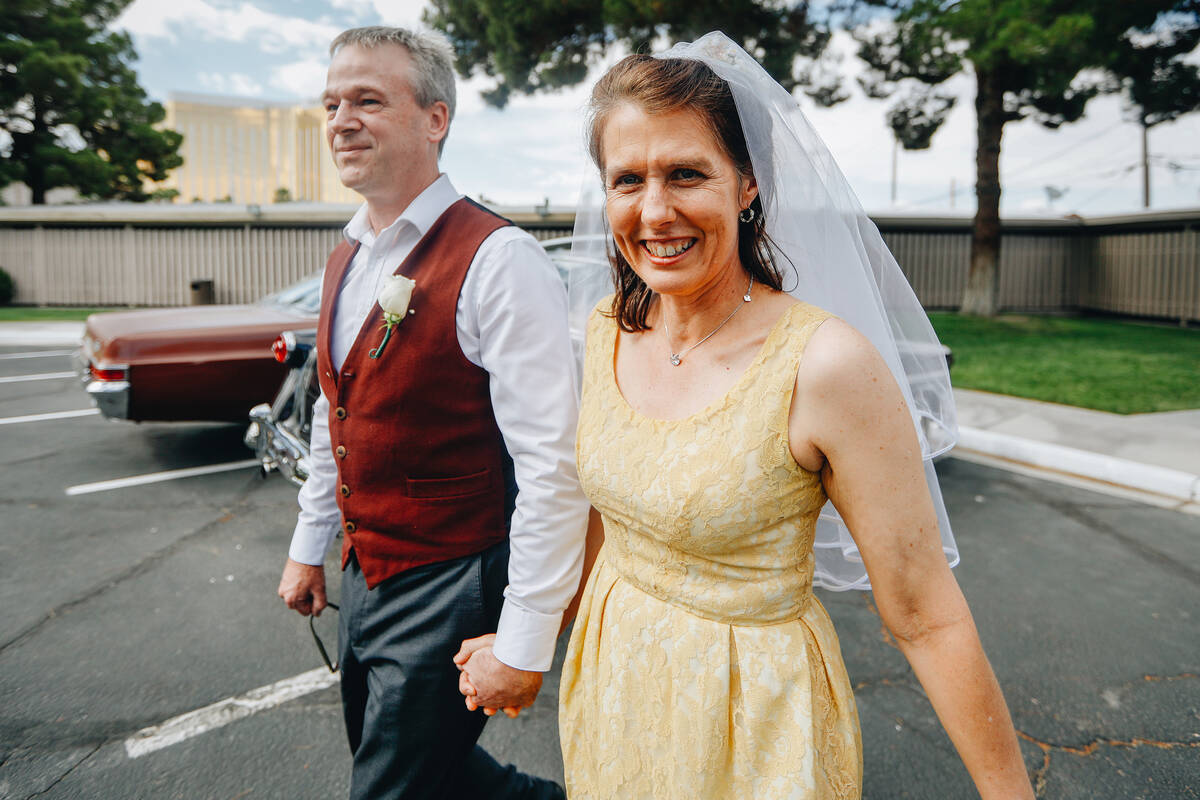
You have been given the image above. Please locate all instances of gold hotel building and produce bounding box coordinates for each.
[161,92,359,206]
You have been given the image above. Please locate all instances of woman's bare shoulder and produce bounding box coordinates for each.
[795,316,908,427]
[799,317,886,385]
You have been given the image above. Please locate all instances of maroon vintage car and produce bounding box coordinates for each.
[76,276,320,422]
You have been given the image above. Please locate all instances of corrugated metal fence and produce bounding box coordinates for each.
[1,206,1196,322]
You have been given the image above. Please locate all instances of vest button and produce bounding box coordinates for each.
[335,445,347,458]
[344,520,356,534]
[334,406,347,420]
[340,484,351,497]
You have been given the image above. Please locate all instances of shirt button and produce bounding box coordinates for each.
[334,406,347,420]
[340,484,351,497]
[344,520,356,534]
[335,445,347,458]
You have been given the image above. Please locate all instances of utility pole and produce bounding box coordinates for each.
[1142,122,1151,208]
[891,138,898,205]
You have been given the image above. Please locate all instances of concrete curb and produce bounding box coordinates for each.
[0,323,84,346]
[957,426,1200,505]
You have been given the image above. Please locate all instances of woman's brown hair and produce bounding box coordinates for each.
[587,54,782,332]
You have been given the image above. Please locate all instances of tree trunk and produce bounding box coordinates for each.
[961,67,1005,316]
[28,100,47,205]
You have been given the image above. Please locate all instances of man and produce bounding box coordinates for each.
[277,26,588,800]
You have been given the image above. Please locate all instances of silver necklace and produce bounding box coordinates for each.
[662,276,754,366]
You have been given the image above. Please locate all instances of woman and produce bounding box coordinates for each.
[559,34,1031,800]
[463,33,1032,799]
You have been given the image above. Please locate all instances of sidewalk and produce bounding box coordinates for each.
[1,321,1196,512]
[0,321,85,346]
[954,388,1200,512]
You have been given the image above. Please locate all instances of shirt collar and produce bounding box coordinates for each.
[342,174,460,247]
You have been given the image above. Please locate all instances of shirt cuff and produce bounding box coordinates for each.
[491,596,564,672]
[288,521,339,566]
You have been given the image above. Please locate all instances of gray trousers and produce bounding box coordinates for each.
[338,541,563,800]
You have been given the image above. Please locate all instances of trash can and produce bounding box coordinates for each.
[189,279,215,305]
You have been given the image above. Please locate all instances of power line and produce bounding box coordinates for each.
[1003,121,1126,181]
[901,157,1188,208]
[1070,166,1139,211]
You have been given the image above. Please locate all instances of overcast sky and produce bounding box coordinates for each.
[115,0,1200,216]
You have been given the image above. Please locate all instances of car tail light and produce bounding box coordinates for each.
[272,331,298,364]
[91,366,128,381]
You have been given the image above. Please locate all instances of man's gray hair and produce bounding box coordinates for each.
[330,27,457,154]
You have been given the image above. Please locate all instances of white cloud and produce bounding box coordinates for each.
[271,59,329,101]
[362,0,429,28]
[197,71,265,97]
[117,0,340,53]
[327,0,372,23]
[326,0,429,28]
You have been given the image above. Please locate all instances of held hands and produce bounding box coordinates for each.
[454,634,542,719]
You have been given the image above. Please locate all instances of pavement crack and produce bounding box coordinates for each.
[0,450,63,469]
[996,474,1200,585]
[851,676,914,692]
[22,742,101,799]
[0,489,257,655]
[1140,672,1198,683]
[1017,729,1200,797]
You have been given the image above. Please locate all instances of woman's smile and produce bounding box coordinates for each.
[642,237,697,261]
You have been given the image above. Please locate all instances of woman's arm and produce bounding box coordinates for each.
[560,507,606,635]
[791,318,1033,800]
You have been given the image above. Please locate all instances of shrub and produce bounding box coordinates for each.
[0,267,13,305]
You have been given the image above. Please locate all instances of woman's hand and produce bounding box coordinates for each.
[454,634,525,718]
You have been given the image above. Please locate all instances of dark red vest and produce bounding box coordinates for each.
[316,198,512,588]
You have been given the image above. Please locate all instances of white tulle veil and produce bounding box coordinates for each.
[566,31,959,590]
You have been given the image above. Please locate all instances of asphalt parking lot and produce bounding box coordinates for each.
[1,343,1197,799]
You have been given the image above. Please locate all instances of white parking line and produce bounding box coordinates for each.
[0,349,75,360]
[0,408,100,426]
[124,667,339,759]
[65,459,261,496]
[0,371,77,384]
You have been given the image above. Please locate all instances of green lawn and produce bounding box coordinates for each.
[927,312,1200,414]
[0,306,117,321]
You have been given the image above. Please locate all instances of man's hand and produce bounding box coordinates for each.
[278,558,327,617]
[454,634,542,718]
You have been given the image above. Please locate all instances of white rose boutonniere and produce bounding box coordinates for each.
[369,274,416,359]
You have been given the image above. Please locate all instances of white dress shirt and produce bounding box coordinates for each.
[288,174,588,672]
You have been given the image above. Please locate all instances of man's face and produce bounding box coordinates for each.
[322,43,445,200]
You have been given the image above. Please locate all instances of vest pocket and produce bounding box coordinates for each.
[405,467,494,500]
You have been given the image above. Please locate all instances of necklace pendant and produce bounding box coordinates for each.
[743,292,752,302]
[670,354,682,366]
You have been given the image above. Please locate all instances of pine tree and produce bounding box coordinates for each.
[0,0,183,203]
[853,0,1197,315]
[423,0,845,108]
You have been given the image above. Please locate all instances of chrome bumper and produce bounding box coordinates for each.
[75,346,130,420]
[245,403,310,487]
[86,380,131,419]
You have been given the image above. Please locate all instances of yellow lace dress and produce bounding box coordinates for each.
[560,300,862,800]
